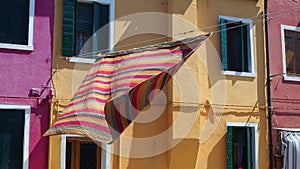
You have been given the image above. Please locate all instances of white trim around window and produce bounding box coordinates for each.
[69,0,115,64]
[219,15,256,77]
[0,0,35,51]
[0,104,31,169]
[226,122,259,169]
[60,134,111,169]
[281,24,300,82]
[221,70,256,77]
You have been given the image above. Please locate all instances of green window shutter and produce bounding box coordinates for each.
[227,126,233,169]
[220,18,228,70]
[92,3,109,58]
[240,22,248,72]
[62,0,76,56]
[76,3,93,33]
[246,127,252,169]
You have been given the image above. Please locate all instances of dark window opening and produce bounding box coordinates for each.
[0,109,25,169]
[0,0,29,45]
[62,0,109,58]
[227,126,254,169]
[284,30,300,77]
[220,18,250,73]
[65,139,101,169]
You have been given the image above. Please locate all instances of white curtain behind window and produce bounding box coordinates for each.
[281,131,300,169]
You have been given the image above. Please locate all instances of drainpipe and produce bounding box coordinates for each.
[264,0,273,169]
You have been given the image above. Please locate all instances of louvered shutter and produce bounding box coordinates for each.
[227,126,233,169]
[246,127,252,169]
[92,3,109,58]
[62,0,76,56]
[75,2,93,56]
[220,18,228,70]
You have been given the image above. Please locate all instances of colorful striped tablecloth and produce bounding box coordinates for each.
[44,34,211,144]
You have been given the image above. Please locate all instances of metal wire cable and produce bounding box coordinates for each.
[72,6,300,58]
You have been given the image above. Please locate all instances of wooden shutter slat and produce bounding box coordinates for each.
[220,18,228,70]
[227,126,233,169]
[62,0,76,56]
[76,3,93,32]
[247,127,252,169]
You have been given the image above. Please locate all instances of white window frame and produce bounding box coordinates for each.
[0,0,35,51]
[219,15,256,77]
[60,134,111,169]
[226,122,259,169]
[69,0,115,64]
[0,104,31,169]
[281,24,300,82]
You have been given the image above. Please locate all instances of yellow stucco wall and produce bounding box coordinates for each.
[167,0,268,169]
[49,0,268,168]
[49,0,170,169]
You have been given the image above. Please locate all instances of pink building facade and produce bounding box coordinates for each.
[0,0,53,169]
[267,0,300,168]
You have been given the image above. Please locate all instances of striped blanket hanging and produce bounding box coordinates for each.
[281,131,300,169]
[44,33,211,144]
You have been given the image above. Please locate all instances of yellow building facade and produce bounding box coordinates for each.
[49,0,269,169]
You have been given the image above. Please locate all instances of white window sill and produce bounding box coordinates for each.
[0,43,34,51]
[283,76,300,82]
[222,70,256,77]
[68,57,96,64]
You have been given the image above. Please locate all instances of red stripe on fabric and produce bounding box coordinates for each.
[68,97,107,107]
[135,84,142,110]
[114,101,129,130]
[93,58,123,67]
[130,86,138,109]
[53,121,111,133]
[85,70,115,79]
[156,72,167,90]
[112,105,124,132]
[147,74,161,104]
[98,59,123,65]
[120,102,129,128]
[80,75,154,91]
[112,75,153,83]
[60,108,105,118]
[75,86,112,97]
[111,83,138,91]
[80,80,112,89]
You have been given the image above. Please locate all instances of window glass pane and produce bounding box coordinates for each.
[80,143,97,169]
[227,22,249,72]
[285,30,300,76]
[66,142,72,169]
[231,127,253,169]
[93,3,109,54]
[0,109,24,169]
[75,2,110,57]
[0,0,29,45]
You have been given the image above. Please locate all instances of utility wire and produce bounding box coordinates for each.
[72,6,300,58]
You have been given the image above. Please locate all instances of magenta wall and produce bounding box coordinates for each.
[268,0,300,157]
[0,0,53,168]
